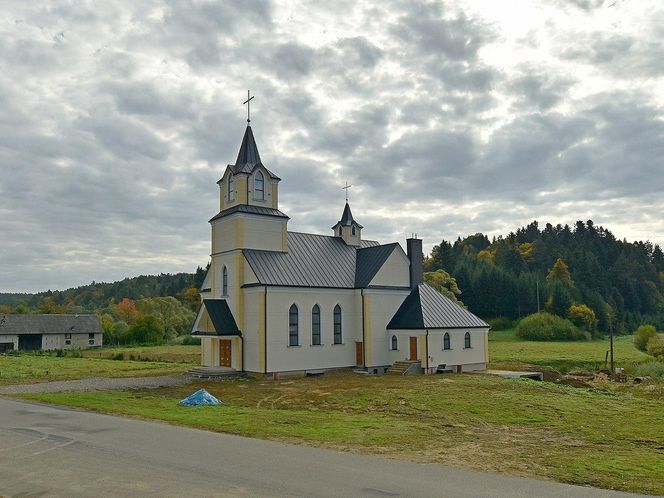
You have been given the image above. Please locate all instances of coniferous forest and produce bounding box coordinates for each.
[425,220,664,333]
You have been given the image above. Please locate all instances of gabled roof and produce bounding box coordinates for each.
[194,299,240,336]
[355,243,399,287]
[242,232,406,289]
[209,204,290,223]
[226,126,280,180]
[387,284,489,330]
[0,314,102,335]
[332,202,363,229]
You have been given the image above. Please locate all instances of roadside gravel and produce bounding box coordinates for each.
[0,375,190,394]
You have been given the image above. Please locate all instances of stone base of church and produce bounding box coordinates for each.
[245,365,394,379]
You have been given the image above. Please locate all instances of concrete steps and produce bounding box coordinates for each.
[187,367,246,380]
[386,360,422,375]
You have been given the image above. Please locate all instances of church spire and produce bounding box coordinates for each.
[332,201,363,246]
[234,125,262,169]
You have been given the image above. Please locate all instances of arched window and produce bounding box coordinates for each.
[311,304,321,345]
[351,225,356,236]
[339,227,342,236]
[464,332,471,349]
[228,175,235,201]
[289,304,299,346]
[443,332,451,350]
[391,335,398,351]
[222,266,228,296]
[333,304,342,344]
[254,171,264,200]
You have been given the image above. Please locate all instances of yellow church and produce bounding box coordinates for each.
[192,119,489,377]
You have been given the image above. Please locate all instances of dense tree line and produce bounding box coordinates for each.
[425,220,664,333]
[0,267,207,313]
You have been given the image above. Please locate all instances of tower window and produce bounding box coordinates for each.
[254,171,264,201]
[228,175,235,201]
[391,335,398,351]
[464,332,471,349]
[338,227,342,236]
[312,304,321,345]
[352,225,356,236]
[333,304,342,344]
[443,332,451,350]
[289,304,299,346]
[222,266,228,296]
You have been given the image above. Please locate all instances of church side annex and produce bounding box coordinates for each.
[192,112,489,377]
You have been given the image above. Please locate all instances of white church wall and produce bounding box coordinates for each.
[212,214,286,254]
[368,247,411,288]
[363,288,411,367]
[264,287,360,372]
[242,288,262,373]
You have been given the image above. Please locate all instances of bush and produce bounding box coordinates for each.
[111,352,125,361]
[486,317,514,331]
[125,315,164,345]
[181,335,201,345]
[516,312,589,341]
[646,335,664,359]
[633,325,657,351]
[568,304,598,335]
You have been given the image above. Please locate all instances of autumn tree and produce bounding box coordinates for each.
[546,258,574,288]
[424,270,463,305]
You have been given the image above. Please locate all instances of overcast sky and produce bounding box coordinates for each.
[1,0,663,293]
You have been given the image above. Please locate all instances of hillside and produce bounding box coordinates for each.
[426,220,664,332]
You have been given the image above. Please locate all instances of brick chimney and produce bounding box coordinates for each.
[406,237,423,288]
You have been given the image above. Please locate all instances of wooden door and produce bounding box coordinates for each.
[220,339,231,367]
[409,337,418,361]
[355,342,363,366]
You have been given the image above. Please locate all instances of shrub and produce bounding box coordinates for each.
[633,325,657,351]
[646,335,664,359]
[111,352,125,361]
[486,317,514,331]
[629,360,664,379]
[181,335,201,345]
[568,304,598,334]
[516,312,589,341]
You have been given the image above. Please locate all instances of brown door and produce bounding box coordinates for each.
[220,339,231,367]
[355,342,363,366]
[409,337,418,361]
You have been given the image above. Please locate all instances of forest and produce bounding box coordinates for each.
[426,220,664,333]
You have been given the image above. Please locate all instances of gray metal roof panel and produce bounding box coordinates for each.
[0,314,103,335]
[387,284,489,330]
[196,299,240,336]
[243,232,380,288]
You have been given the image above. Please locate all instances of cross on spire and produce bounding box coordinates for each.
[243,90,254,123]
[342,181,352,203]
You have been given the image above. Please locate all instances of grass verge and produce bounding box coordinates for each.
[16,372,664,495]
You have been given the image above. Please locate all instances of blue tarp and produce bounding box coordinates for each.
[179,389,222,406]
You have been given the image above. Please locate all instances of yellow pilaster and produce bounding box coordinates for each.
[281,224,288,251]
[237,176,248,204]
[271,183,278,209]
[235,251,244,330]
[363,294,372,367]
[258,290,266,372]
[484,331,489,364]
[419,335,427,368]
[235,218,244,248]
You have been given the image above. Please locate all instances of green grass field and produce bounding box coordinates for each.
[488,329,651,373]
[0,354,192,385]
[18,372,664,495]
[81,344,200,363]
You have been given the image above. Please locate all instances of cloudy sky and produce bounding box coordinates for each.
[1,0,663,293]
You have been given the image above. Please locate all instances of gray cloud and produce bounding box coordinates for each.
[0,0,663,292]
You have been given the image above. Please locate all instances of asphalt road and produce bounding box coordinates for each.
[0,397,646,498]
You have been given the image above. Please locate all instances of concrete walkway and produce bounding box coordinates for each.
[0,397,647,498]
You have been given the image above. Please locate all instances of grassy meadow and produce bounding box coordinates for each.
[488,329,651,373]
[18,371,664,495]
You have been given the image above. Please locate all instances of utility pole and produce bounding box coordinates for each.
[609,319,615,377]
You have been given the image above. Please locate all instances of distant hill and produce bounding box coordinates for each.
[0,267,207,313]
[427,220,664,333]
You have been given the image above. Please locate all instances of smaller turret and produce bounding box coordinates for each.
[332,202,363,246]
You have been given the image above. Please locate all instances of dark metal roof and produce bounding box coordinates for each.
[0,314,102,335]
[355,243,400,287]
[387,284,489,330]
[227,126,280,180]
[209,204,290,222]
[194,299,240,336]
[243,232,390,288]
